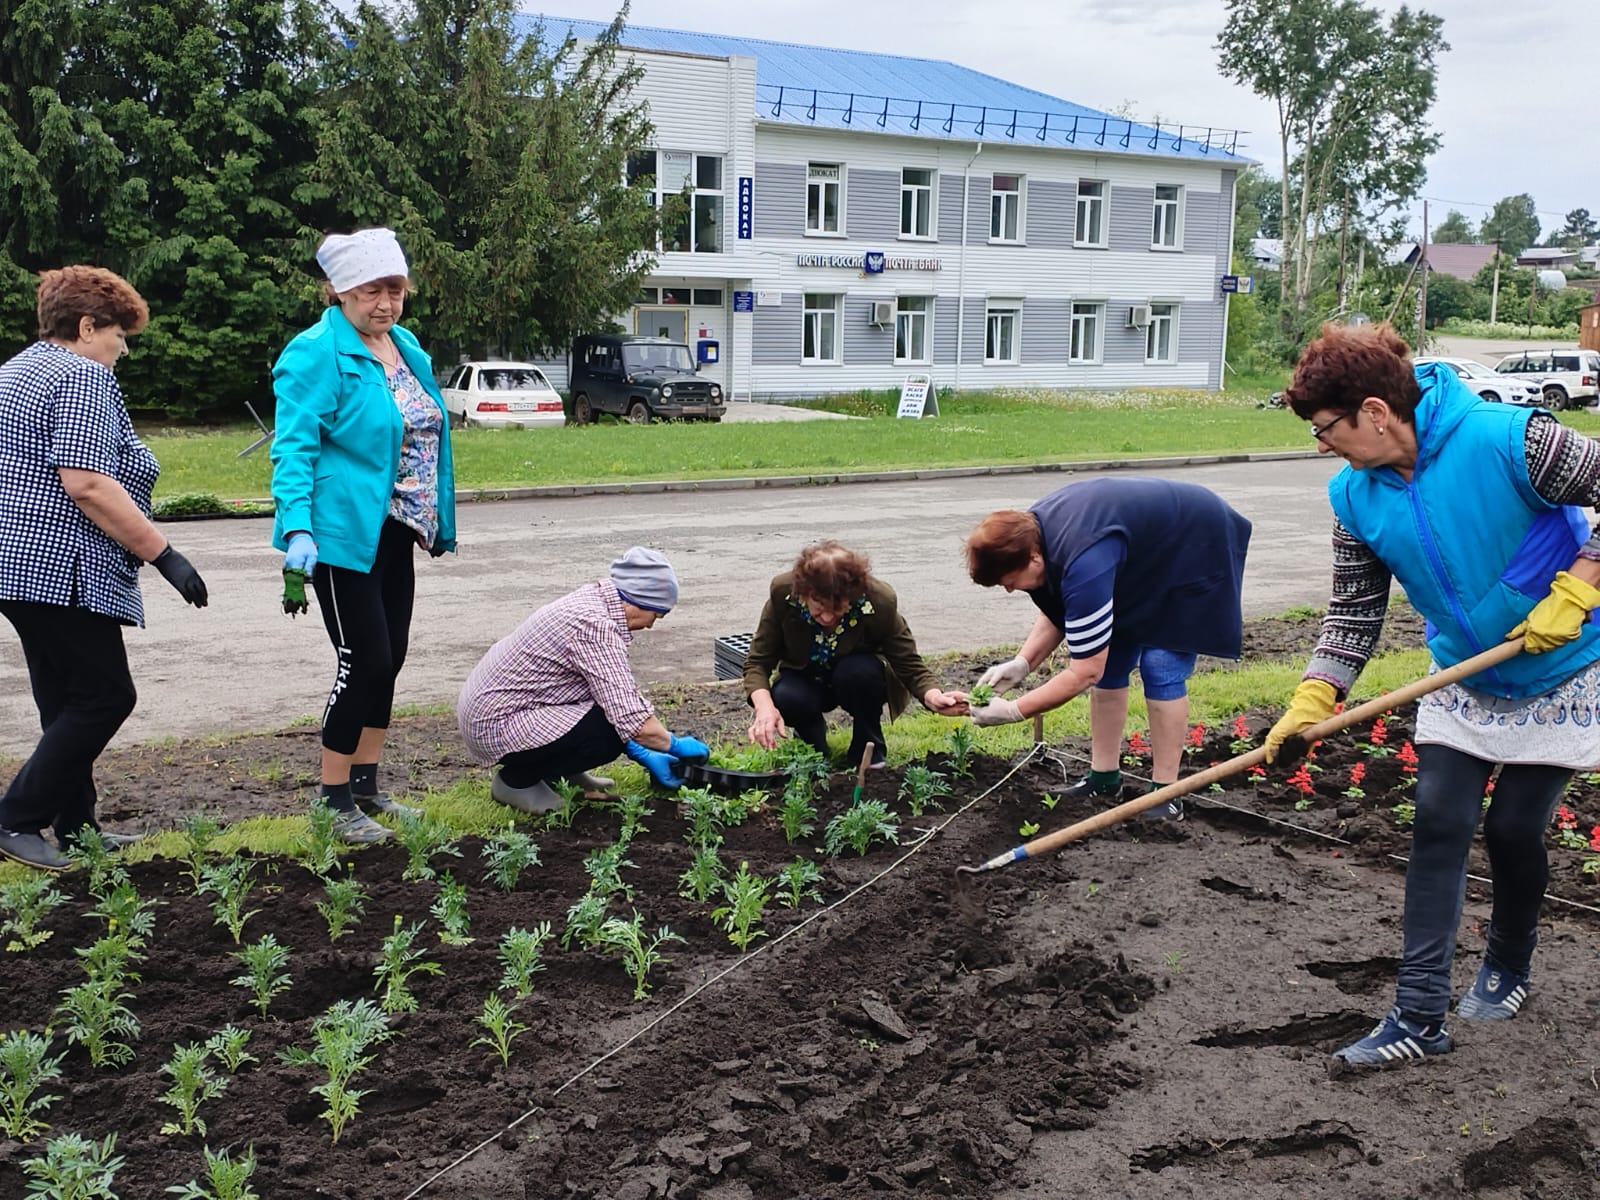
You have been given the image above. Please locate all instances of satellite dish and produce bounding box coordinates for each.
[1536,269,1568,292]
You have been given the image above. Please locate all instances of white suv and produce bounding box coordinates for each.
[1491,349,1600,411]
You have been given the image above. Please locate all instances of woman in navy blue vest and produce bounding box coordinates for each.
[964,478,1252,820]
[1267,322,1600,1068]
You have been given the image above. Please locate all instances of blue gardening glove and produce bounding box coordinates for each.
[625,739,685,789]
[667,733,710,763]
[285,532,318,574]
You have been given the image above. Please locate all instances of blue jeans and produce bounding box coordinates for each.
[1098,644,1197,701]
[1397,743,1570,1022]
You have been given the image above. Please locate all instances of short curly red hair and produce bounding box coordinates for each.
[965,509,1041,586]
[36,266,149,341]
[791,541,871,606]
[1283,322,1420,423]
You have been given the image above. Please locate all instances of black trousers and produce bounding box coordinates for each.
[770,653,887,762]
[0,600,137,839]
[312,519,416,755]
[497,705,623,787]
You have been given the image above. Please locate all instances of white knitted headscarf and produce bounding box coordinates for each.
[315,228,409,293]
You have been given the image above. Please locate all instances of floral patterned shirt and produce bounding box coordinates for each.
[386,362,441,546]
[789,593,876,669]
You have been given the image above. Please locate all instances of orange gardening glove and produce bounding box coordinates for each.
[1507,571,1600,654]
[1264,679,1339,764]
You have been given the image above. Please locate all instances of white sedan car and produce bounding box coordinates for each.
[1413,356,1542,406]
[440,362,566,428]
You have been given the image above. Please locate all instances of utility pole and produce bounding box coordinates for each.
[1336,190,1350,311]
[1490,238,1502,325]
[1416,200,1430,349]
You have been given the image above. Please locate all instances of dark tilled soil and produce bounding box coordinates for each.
[11,600,1600,1199]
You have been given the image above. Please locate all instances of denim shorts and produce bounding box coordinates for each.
[1099,644,1197,700]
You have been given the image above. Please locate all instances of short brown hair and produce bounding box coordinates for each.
[965,509,1041,586]
[791,541,871,606]
[36,266,149,340]
[1284,322,1421,424]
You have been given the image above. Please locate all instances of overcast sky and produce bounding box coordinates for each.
[533,0,1589,242]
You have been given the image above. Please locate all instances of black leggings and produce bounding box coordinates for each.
[312,519,416,755]
[0,601,136,840]
[1397,743,1571,1021]
[497,705,623,787]
[770,653,887,761]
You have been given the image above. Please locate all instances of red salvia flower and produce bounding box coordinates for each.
[1128,731,1149,755]
[1556,804,1576,829]
[1187,724,1206,748]
[1589,824,1600,852]
[1287,764,1315,795]
[1231,714,1249,739]
[1369,716,1388,746]
[1349,762,1367,786]
[1249,765,1267,779]
[1397,741,1419,772]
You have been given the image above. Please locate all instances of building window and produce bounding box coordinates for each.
[895,297,931,363]
[990,174,1023,242]
[635,287,659,304]
[985,302,1020,364]
[627,149,724,253]
[1146,302,1178,363]
[1075,180,1107,247]
[1070,302,1103,364]
[901,168,935,239]
[803,293,841,363]
[807,163,842,235]
[1152,184,1182,249]
[658,287,691,306]
[692,288,724,306]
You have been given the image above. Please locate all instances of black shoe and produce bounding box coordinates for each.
[354,792,421,819]
[1139,797,1184,822]
[1062,774,1121,801]
[100,831,146,848]
[0,827,70,871]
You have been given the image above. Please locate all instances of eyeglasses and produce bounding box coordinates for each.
[1309,411,1359,442]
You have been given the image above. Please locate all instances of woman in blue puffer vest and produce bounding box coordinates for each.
[1266,322,1600,1069]
[271,228,457,845]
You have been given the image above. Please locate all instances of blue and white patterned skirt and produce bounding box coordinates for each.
[1415,657,1600,768]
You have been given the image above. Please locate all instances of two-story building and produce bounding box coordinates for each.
[522,15,1249,401]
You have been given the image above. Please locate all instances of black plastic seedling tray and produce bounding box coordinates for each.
[682,761,791,796]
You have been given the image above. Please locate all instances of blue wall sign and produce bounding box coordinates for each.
[737,177,753,239]
[863,251,886,274]
[733,290,754,312]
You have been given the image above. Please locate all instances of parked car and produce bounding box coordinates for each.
[568,333,724,424]
[440,362,565,428]
[1490,349,1600,411]
[1413,357,1542,406]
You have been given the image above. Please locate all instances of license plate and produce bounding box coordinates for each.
[679,405,706,415]
[509,399,536,411]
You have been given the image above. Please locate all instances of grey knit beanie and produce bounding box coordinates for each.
[610,547,679,613]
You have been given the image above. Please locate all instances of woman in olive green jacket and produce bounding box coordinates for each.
[743,541,966,767]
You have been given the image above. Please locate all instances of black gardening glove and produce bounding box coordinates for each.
[151,545,209,608]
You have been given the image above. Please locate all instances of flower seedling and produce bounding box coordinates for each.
[562,892,611,951]
[967,682,995,707]
[583,843,637,902]
[0,1028,64,1140]
[1343,761,1368,800]
[89,881,160,948]
[1555,804,1589,851]
[823,800,900,857]
[497,923,553,998]
[205,1025,256,1073]
[1123,730,1150,767]
[230,935,292,1019]
[1358,716,1394,757]
[1,875,66,953]
[1392,801,1416,827]
[542,778,585,831]
[158,1041,229,1136]
[55,978,139,1069]
[293,801,342,880]
[470,993,528,1067]
[373,917,443,1014]
[179,811,224,893]
[1165,950,1183,973]
[1018,819,1041,837]
[777,857,823,908]
[778,776,817,843]
[1248,764,1267,782]
[712,862,772,951]
[65,829,127,900]
[1228,713,1252,754]
[21,1132,123,1199]
[617,794,655,841]
[774,737,831,783]
[315,875,366,942]
[1039,791,1059,811]
[480,826,542,891]
[278,998,394,1143]
[395,812,463,883]
[430,873,474,945]
[1184,724,1206,757]
[199,858,259,945]
[945,724,977,777]
[898,764,951,817]
[76,933,143,985]
[679,787,723,847]
[165,1144,259,1200]
[678,842,725,903]
[596,912,683,1000]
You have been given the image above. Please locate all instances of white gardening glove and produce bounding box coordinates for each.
[977,654,1031,692]
[970,697,1025,727]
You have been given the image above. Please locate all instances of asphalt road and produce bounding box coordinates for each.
[0,457,1343,755]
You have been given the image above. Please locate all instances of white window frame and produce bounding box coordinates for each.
[806,163,844,236]
[627,149,724,253]
[1145,302,1179,364]
[894,296,932,365]
[900,167,936,240]
[1151,184,1183,250]
[802,293,842,364]
[1075,179,1108,248]
[984,301,1021,365]
[990,174,1024,243]
[1069,301,1104,365]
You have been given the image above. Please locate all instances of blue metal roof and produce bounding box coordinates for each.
[520,15,1248,163]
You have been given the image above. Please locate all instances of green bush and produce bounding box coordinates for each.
[1437,318,1581,340]
[150,492,229,518]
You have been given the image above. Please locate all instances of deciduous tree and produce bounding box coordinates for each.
[1431,210,1474,243]
[1479,195,1540,259]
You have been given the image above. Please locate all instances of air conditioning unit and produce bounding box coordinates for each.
[870,299,896,327]
[1126,304,1152,329]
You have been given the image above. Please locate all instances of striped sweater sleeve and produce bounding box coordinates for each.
[1524,413,1600,560]
[1303,519,1393,696]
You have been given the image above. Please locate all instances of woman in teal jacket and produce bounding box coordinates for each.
[271,228,457,844]
[1267,322,1600,1069]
